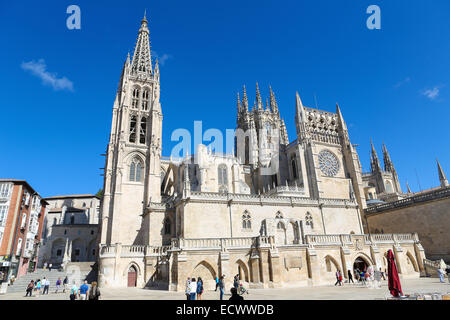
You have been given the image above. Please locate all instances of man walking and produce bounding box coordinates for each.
[48,263,52,272]
[218,276,225,300]
[347,269,354,284]
[42,277,50,295]
[215,276,219,291]
[63,276,68,293]
[55,278,62,293]
[79,280,89,300]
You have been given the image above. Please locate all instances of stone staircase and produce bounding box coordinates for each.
[5,262,97,294]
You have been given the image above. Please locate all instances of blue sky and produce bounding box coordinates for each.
[0,0,449,197]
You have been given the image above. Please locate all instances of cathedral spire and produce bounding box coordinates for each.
[256,82,263,110]
[336,103,348,132]
[237,92,242,114]
[406,181,412,193]
[295,91,306,122]
[295,91,308,141]
[242,85,249,112]
[269,85,279,115]
[370,139,381,173]
[131,14,153,76]
[265,98,270,112]
[437,158,449,188]
[382,142,394,172]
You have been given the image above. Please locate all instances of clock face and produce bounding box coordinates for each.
[318,150,339,177]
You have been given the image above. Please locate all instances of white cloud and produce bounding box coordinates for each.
[21,59,74,91]
[152,51,172,66]
[394,77,410,88]
[422,86,440,100]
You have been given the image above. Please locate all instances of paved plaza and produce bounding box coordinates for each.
[0,277,448,300]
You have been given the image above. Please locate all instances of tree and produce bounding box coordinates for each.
[95,189,103,199]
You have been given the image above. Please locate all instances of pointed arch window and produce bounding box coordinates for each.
[129,116,137,143]
[129,157,143,182]
[139,117,147,144]
[132,88,140,109]
[242,211,251,229]
[164,218,171,235]
[244,136,250,164]
[305,212,313,229]
[218,164,228,186]
[142,89,150,111]
[291,157,298,179]
[277,221,284,230]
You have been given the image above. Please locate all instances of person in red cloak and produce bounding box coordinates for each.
[386,249,403,297]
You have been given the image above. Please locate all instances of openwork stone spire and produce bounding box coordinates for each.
[131,14,153,76]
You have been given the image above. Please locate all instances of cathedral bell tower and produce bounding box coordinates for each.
[100,14,162,245]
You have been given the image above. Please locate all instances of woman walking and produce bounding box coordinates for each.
[70,281,78,300]
[185,277,191,300]
[35,279,41,297]
[334,270,343,286]
[196,277,204,300]
[25,280,34,297]
[189,278,197,300]
[88,281,101,300]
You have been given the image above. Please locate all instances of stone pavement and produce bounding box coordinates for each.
[0,277,448,300]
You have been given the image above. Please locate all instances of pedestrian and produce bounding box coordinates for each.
[63,276,68,293]
[354,269,360,282]
[55,278,62,293]
[229,287,244,301]
[189,278,197,300]
[347,269,354,284]
[10,274,15,285]
[380,268,386,280]
[233,274,239,289]
[79,280,89,300]
[360,271,366,285]
[438,267,445,283]
[218,275,225,300]
[43,262,47,270]
[25,280,34,297]
[185,277,191,300]
[42,277,50,294]
[446,266,450,284]
[334,270,343,286]
[364,269,371,287]
[373,268,382,289]
[196,277,204,300]
[35,279,41,297]
[88,281,101,300]
[48,263,52,272]
[214,276,219,291]
[70,281,78,300]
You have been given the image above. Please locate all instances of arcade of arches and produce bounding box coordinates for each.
[98,237,425,289]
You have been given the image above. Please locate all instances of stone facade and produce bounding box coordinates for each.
[38,194,100,267]
[366,186,450,262]
[97,15,426,290]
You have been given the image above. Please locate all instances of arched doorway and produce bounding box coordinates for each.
[353,257,369,272]
[236,259,249,283]
[127,265,137,287]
